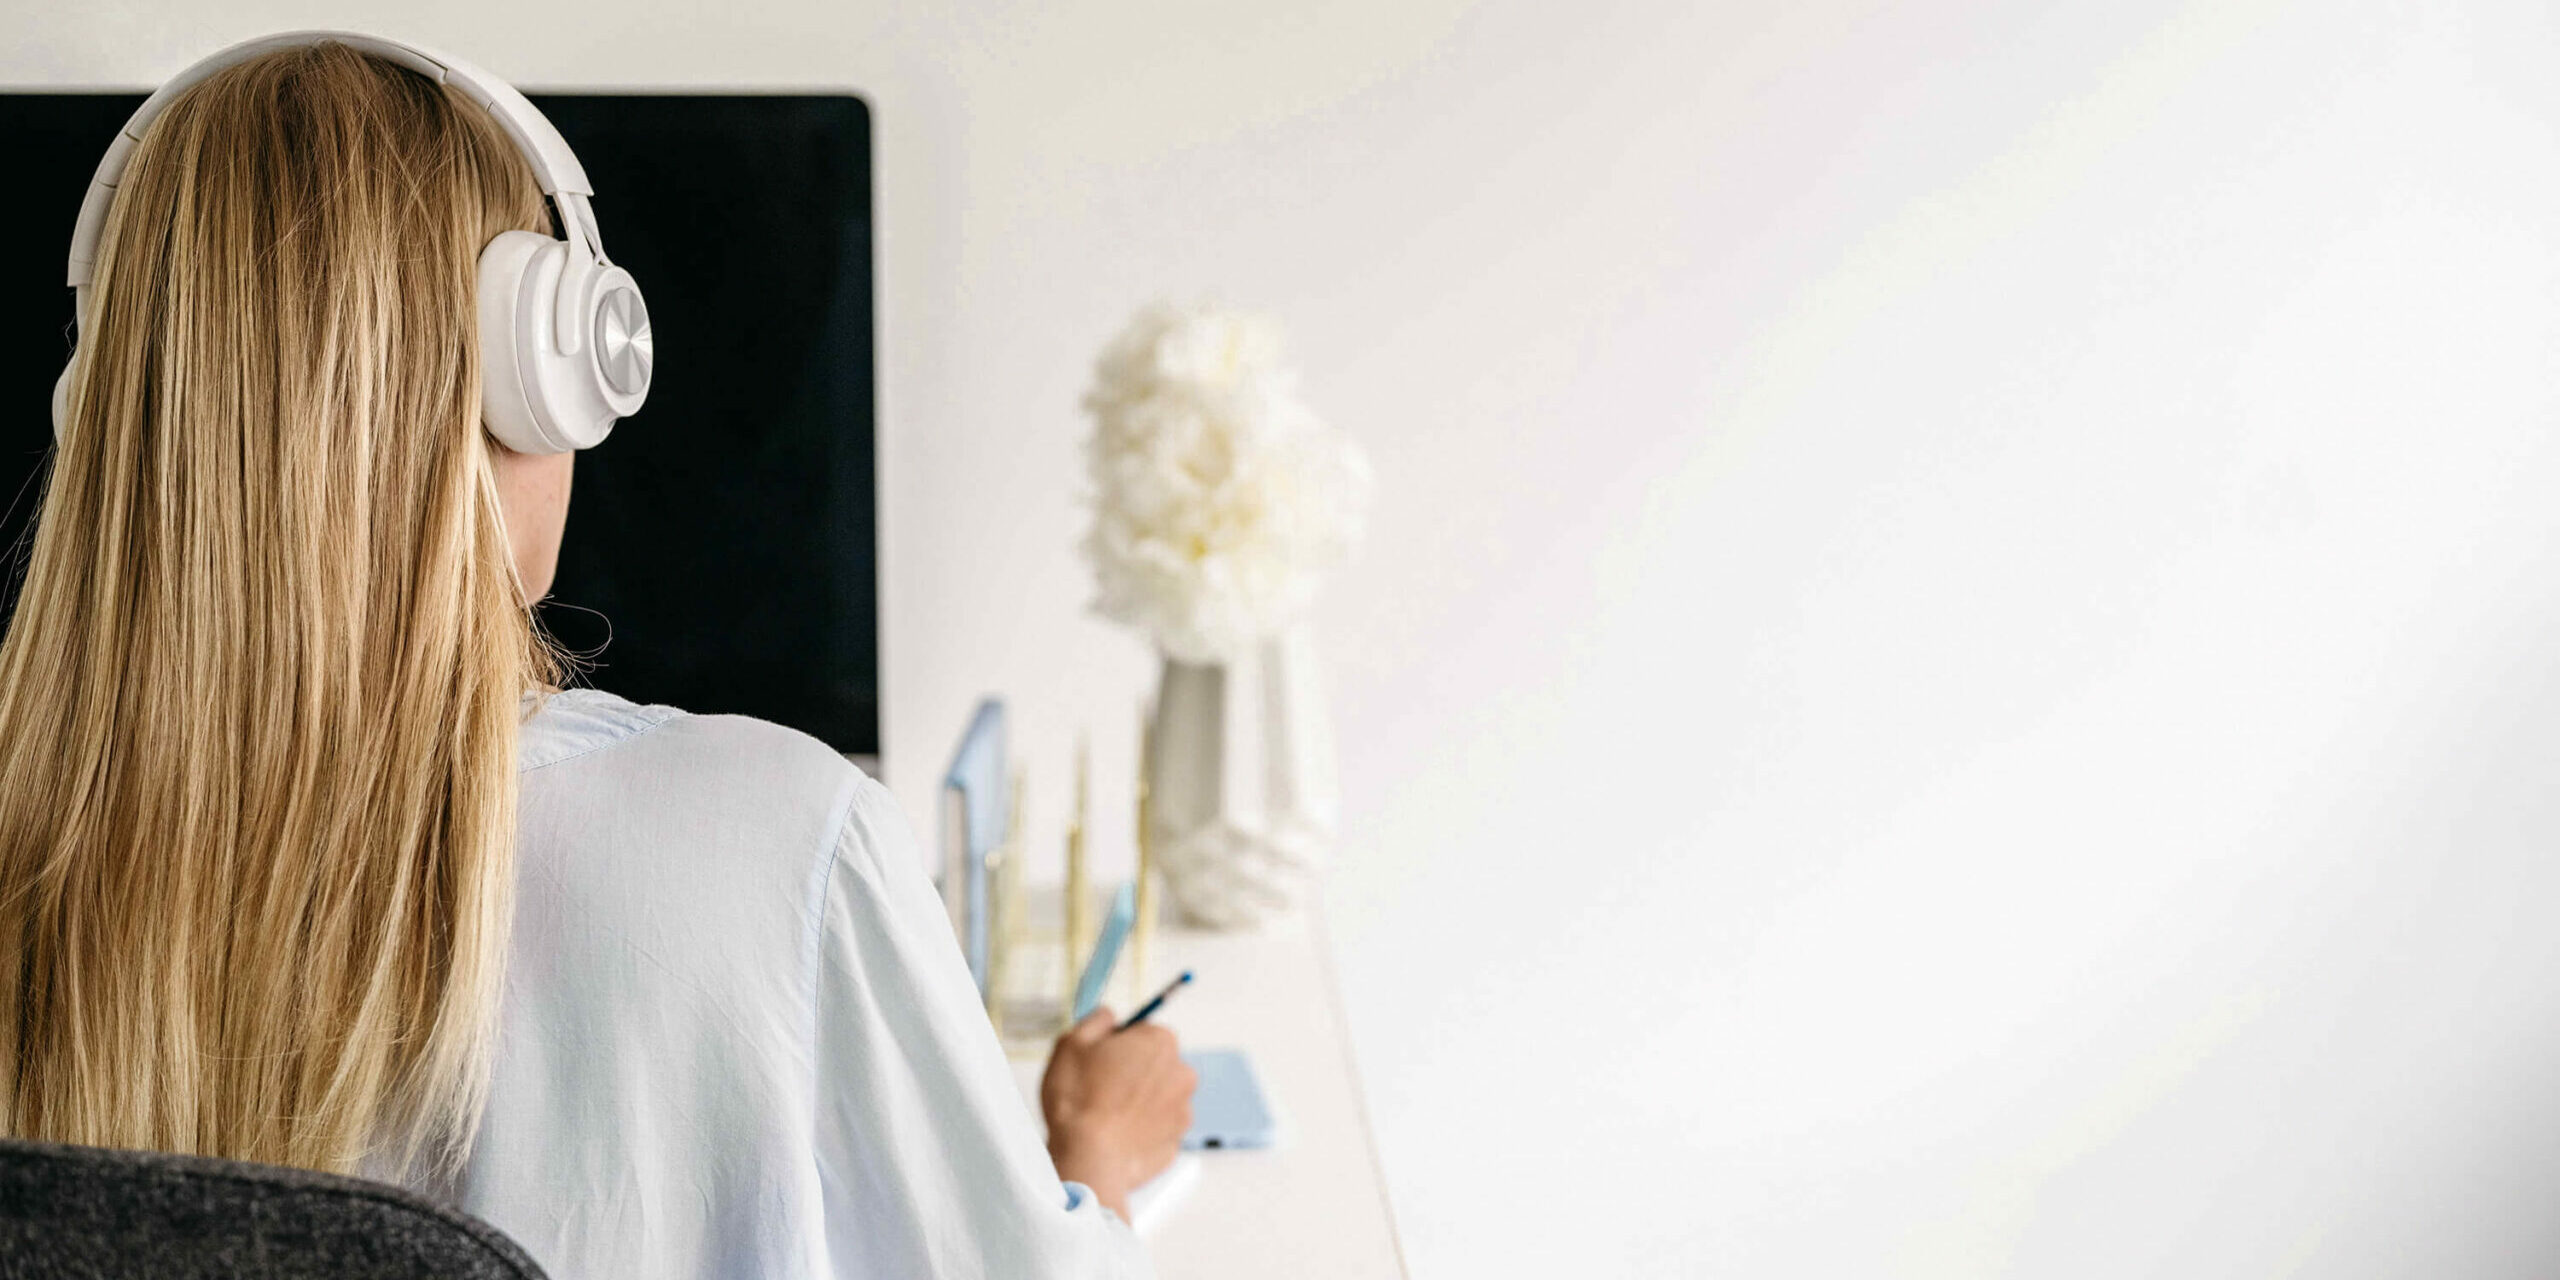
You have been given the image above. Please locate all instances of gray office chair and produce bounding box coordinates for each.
[0,1137,545,1278]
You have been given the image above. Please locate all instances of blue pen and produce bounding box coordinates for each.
[1117,970,1194,1030]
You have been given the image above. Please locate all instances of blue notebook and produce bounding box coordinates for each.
[1072,883,1138,1022]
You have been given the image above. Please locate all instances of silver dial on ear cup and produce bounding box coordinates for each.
[594,286,653,398]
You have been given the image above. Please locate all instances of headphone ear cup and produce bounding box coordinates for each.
[477,230,570,454]
[51,361,72,443]
[477,230,638,454]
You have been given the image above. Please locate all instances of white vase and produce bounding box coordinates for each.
[1144,626,1339,930]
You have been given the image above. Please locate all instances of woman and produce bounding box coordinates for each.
[0,40,1191,1278]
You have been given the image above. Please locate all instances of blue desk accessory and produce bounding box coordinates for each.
[941,698,1007,997]
[1072,882,1138,1022]
[1181,1048,1277,1150]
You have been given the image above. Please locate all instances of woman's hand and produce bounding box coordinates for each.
[1040,1009,1197,1220]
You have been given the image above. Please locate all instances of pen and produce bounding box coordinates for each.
[1116,970,1194,1030]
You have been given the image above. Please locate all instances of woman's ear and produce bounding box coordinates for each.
[487,442,575,601]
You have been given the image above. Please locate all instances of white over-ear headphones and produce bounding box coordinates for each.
[55,30,652,454]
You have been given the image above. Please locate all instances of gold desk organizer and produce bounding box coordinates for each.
[984,723,1162,1058]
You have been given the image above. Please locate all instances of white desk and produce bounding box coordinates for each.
[1006,907,1407,1280]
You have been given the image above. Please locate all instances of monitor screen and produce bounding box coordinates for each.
[0,92,879,756]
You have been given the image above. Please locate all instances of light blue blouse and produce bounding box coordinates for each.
[420,689,1151,1279]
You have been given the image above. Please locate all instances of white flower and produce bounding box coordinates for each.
[1080,301,1371,663]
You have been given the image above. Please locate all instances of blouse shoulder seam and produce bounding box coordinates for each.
[517,703,688,776]
[800,769,869,1106]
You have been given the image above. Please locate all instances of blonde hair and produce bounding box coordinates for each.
[0,43,557,1178]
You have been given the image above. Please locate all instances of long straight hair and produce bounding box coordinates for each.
[0,44,557,1178]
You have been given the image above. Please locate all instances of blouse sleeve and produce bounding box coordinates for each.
[808,775,1157,1279]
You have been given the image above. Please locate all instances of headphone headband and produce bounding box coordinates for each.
[65,30,594,288]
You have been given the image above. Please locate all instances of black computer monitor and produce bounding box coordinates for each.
[0,92,879,756]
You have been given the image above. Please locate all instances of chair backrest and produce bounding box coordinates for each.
[0,1137,545,1279]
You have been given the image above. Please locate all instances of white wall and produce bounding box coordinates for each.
[13,1,2560,1274]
